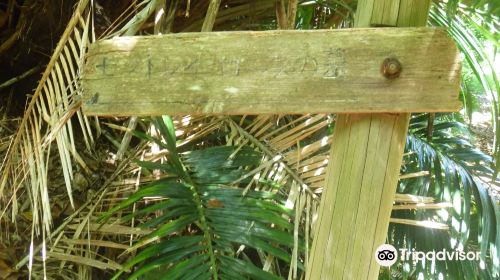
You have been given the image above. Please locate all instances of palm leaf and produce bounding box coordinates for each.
[0,0,94,237]
[389,113,499,279]
[430,2,500,176]
[101,116,301,279]
[0,1,164,277]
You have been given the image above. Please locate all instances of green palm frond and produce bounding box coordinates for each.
[387,113,499,279]
[430,1,500,176]
[100,116,302,279]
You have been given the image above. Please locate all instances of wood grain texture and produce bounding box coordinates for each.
[81,28,461,116]
[305,0,435,279]
[305,113,409,280]
[372,0,400,26]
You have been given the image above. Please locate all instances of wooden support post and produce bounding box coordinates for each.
[305,0,434,279]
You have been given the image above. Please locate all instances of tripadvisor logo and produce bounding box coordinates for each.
[375,244,481,267]
[375,244,398,266]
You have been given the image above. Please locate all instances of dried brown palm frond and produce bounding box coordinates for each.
[224,115,329,195]
[3,1,167,277]
[0,0,94,239]
[223,115,450,237]
[12,139,148,276]
[0,0,164,238]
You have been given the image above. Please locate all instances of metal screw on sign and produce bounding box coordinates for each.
[381,57,402,79]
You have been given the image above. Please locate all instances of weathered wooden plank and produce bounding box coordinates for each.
[81,28,461,116]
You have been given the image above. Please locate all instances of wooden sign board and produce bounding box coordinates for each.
[82,28,461,116]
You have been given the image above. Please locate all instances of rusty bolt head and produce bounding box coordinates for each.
[381,58,402,79]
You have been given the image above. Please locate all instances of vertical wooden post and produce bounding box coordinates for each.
[306,1,432,279]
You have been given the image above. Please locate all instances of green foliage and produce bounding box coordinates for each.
[381,1,500,277]
[100,117,302,280]
[387,113,499,279]
[430,1,500,176]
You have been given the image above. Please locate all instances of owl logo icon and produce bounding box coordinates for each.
[375,244,398,266]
